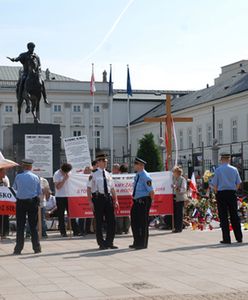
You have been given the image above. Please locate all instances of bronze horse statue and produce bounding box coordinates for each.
[17,55,43,124]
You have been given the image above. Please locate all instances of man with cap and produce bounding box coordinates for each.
[130,157,155,250]
[87,153,119,250]
[211,153,242,244]
[13,159,42,255]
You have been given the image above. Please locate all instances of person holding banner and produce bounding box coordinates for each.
[13,159,42,255]
[87,153,119,250]
[130,157,154,250]
[53,163,80,237]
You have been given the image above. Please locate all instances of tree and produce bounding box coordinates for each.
[137,133,163,172]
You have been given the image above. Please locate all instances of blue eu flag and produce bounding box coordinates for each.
[127,66,132,96]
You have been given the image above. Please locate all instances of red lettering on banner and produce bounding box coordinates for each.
[68,194,173,219]
[0,201,16,215]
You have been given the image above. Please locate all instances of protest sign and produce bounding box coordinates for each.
[63,136,91,172]
[25,134,53,178]
[0,186,16,215]
[60,171,173,218]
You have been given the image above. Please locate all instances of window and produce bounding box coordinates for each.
[179,129,183,150]
[206,124,212,146]
[94,105,100,113]
[231,118,238,142]
[187,128,192,148]
[53,104,62,112]
[95,130,101,149]
[196,126,202,147]
[5,105,13,112]
[73,130,81,137]
[73,105,81,113]
[217,121,223,144]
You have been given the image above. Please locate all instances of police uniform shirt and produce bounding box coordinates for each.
[88,168,114,194]
[211,163,241,191]
[133,170,154,199]
[13,170,41,199]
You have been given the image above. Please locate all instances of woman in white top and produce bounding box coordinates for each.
[0,168,10,238]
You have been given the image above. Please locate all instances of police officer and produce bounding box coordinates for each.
[13,159,42,255]
[130,157,155,250]
[211,153,242,244]
[87,153,119,250]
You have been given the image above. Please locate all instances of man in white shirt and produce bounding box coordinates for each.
[53,163,80,237]
[87,153,119,250]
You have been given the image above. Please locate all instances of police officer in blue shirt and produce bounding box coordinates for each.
[211,153,242,244]
[130,157,155,250]
[13,159,42,255]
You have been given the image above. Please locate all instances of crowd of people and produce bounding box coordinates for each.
[0,151,244,255]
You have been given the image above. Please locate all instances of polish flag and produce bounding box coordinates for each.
[90,65,96,96]
[189,172,198,200]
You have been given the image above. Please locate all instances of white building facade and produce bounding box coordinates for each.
[130,60,248,177]
[0,66,188,160]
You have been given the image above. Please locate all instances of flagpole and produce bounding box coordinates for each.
[109,64,114,169]
[127,65,131,166]
[92,63,96,160]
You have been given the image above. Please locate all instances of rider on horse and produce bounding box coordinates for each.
[7,42,49,112]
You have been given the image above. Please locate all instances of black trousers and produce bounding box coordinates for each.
[93,195,116,247]
[0,215,9,236]
[173,200,184,232]
[56,197,79,235]
[131,197,152,248]
[78,218,92,234]
[216,190,242,242]
[14,199,40,252]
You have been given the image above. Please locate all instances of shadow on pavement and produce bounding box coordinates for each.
[160,242,248,253]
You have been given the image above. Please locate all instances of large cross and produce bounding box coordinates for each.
[144,94,193,170]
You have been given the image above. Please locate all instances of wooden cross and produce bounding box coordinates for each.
[144,94,193,170]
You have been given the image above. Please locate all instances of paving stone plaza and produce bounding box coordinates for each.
[0,229,248,300]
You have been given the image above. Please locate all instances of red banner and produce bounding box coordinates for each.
[0,187,16,215]
[68,194,173,218]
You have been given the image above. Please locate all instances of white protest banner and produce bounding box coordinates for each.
[25,134,53,178]
[63,136,91,172]
[0,186,16,215]
[60,171,173,218]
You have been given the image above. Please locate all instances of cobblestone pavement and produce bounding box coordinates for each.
[0,228,248,299]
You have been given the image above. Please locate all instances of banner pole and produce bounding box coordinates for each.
[68,218,72,238]
[38,206,42,240]
[1,216,4,240]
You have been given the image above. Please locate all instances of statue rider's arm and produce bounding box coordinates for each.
[7,55,21,62]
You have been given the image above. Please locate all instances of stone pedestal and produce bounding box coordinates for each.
[3,123,61,181]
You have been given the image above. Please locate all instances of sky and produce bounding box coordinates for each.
[1,0,248,91]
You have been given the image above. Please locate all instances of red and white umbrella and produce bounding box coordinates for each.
[0,152,19,169]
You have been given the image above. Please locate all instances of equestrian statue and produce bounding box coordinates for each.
[7,42,49,123]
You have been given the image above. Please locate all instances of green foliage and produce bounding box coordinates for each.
[136,133,163,172]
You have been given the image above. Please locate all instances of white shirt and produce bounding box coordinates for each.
[53,169,70,197]
[88,168,114,194]
[45,195,57,211]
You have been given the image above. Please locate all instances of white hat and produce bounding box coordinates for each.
[0,152,19,169]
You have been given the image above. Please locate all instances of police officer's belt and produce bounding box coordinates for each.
[92,192,111,197]
[17,196,39,201]
[133,196,151,203]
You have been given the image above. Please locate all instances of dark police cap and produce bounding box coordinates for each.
[220,152,231,158]
[134,157,147,165]
[21,158,34,166]
[96,153,108,161]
